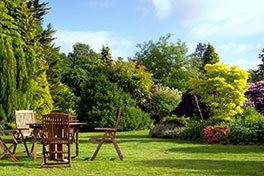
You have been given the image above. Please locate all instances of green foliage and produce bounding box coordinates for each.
[63,43,154,131]
[148,85,182,123]
[77,65,153,131]
[100,44,113,65]
[62,43,99,97]
[223,106,264,144]
[119,106,153,131]
[111,60,154,105]
[181,118,218,141]
[135,34,193,91]
[0,0,53,122]
[43,26,77,114]
[201,43,220,70]
[163,115,190,127]
[67,43,99,68]
[50,82,77,114]
[190,63,250,120]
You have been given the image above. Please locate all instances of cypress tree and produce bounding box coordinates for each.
[0,0,52,122]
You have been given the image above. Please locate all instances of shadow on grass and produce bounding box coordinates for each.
[142,159,264,175]
[0,155,40,168]
[166,145,264,154]
[80,135,194,145]
[80,132,199,144]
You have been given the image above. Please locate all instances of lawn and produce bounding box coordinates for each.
[1,130,264,176]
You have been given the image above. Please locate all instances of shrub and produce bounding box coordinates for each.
[148,85,182,123]
[245,80,264,114]
[149,124,186,138]
[181,118,219,141]
[223,106,264,144]
[190,63,249,120]
[149,115,188,138]
[119,106,153,131]
[110,60,154,105]
[77,68,153,131]
[202,125,230,144]
[163,115,189,127]
[174,89,210,120]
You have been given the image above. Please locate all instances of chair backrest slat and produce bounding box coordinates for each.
[15,110,36,136]
[114,108,122,130]
[42,113,70,140]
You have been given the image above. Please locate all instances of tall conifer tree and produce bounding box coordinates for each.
[202,43,220,70]
[0,0,52,122]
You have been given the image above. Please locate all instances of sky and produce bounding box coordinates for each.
[43,0,264,70]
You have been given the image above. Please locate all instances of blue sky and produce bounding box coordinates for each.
[43,0,263,70]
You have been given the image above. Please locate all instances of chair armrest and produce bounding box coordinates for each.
[0,129,18,134]
[17,128,30,130]
[94,127,117,131]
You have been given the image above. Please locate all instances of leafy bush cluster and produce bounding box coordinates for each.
[181,118,220,141]
[110,60,153,105]
[202,125,230,144]
[163,115,189,127]
[245,80,264,114]
[174,89,210,119]
[149,115,187,138]
[148,85,182,123]
[223,107,264,144]
[190,63,249,120]
[77,64,153,131]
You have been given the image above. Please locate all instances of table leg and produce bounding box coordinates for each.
[75,129,79,157]
[32,129,39,160]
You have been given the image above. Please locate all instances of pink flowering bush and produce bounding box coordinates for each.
[203,125,230,144]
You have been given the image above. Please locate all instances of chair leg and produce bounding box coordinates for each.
[41,145,47,167]
[68,143,71,166]
[109,132,123,160]
[23,140,30,157]
[91,132,107,160]
[0,140,18,162]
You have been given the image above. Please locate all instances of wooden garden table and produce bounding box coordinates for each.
[28,121,86,160]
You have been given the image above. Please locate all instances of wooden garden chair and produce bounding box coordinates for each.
[90,108,123,160]
[0,130,19,162]
[15,110,36,156]
[41,113,72,168]
[0,110,36,160]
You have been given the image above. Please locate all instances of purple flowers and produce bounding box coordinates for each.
[246,80,264,114]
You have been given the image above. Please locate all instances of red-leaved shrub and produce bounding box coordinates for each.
[203,125,230,144]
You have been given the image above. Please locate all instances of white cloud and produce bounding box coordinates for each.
[151,0,264,70]
[151,0,264,39]
[151,0,177,19]
[223,58,260,70]
[181,0,264,39]
[54,30,135,59]
[218,43,262,70]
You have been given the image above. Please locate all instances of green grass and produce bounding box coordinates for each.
[1,130,264,176]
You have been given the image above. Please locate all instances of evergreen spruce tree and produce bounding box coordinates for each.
[100,45,113,65]
[202,43,220,70]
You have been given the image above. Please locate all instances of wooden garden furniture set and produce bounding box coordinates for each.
[0,108,123,167]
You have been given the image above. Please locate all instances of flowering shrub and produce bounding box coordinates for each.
[148,85,182,123]
[245,80,264,114]
[203,125,230,144]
